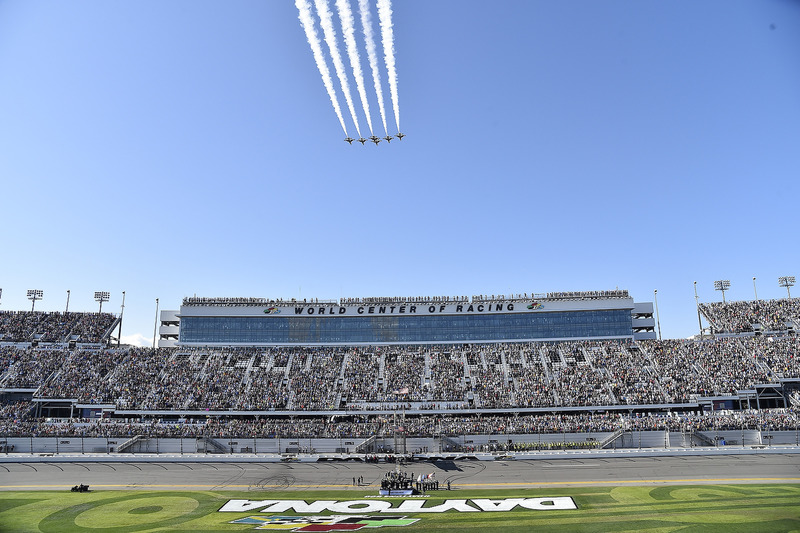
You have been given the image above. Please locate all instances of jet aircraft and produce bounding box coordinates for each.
[369,135,381,145]
[383,135,393,143]
[344,137,355,145]
[357,137,367,145]
[396,132,405,140]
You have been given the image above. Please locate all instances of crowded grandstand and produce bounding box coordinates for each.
[1,292,799,453]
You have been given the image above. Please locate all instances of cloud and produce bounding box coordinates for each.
[121,333,151,347]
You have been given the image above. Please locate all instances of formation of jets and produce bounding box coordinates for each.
[344,133,405,146]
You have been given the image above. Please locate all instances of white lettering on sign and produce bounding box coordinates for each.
[327,500,393,513]
[219,500,278,512]
[519,498,577,510]
[394,499,479,513]
[219,497,577,513]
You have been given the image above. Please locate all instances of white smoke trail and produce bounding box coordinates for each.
[377,0,399,132]
[295,0,348,135]
[314,0,362,137]
[358,0,388,134]
[336,0,373,136]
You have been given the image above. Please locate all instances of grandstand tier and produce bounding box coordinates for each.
[700,298,800,335]
[1,335,799,418]
[1,296,799,445]
[0,310,118,345]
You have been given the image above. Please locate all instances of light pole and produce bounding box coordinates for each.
[65,290,71,313]
[654,289,662,341]
[714,280,730,303]
[94,291,110,314]
[694,281,703,339]
[27,289,43,312]
[118,291,126,347]
[152,298,159,349]
[753,277,758,301]
[778,276,795,299]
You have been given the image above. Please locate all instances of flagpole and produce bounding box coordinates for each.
[402,402,406,455]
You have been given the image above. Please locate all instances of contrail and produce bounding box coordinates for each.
[295,0,348,135]
[377,0,399,132]
[336,0,373,136]
[358,0,388,135]
[314,0,362,137]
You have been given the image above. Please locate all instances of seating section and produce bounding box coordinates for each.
[1,336,798,410]
[1,409,796,439]
[1,299,799,439]
[0,311,116,343]
[700,299,800,333]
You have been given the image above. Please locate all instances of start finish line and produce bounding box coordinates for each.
[219,497,577,514]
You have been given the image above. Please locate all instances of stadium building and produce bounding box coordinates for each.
[158,290,656,347]
[2,289,800,456]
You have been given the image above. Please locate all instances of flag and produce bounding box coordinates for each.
[393,387,409,395]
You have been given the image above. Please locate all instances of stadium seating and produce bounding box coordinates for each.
[1,302,799,439]
[699,299,800,334]
[1,336,797,411]
[0,310,116,343]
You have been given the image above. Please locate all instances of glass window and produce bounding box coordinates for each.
[179,309,633,345]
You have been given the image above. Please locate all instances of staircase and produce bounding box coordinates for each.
[116,434,145,453]
[440,435,461,451]
[197,436,227,454]
[355,435,377,453]
[691,431,717,447]
[600,429,626,449]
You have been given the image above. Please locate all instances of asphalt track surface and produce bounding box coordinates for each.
[2,454,800,491]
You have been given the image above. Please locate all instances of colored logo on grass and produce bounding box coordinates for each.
[527,302,543,310]
[230,515,418,531]
[264,307,281,314]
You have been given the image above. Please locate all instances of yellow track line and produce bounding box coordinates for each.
[3,478,800,489]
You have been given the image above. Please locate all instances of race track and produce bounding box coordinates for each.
[2,454,799,491]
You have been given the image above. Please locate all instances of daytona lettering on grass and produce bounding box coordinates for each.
[219,497,577,513]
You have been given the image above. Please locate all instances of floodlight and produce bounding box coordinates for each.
[713,280,730,303]
[653,290,661,341]
[693,281,703,339]
[778,276,795,299]
[27,289,43,311]
[94,291,110,313]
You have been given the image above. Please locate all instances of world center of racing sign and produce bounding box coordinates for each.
[222,498,577,530]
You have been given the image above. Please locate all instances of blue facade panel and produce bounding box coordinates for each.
[179,309,633,345]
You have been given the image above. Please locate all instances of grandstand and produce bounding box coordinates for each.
[700,298,800,335]
[0,310,118,346]
[1,292,799,455]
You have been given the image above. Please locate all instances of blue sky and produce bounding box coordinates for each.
[1,0,798,345]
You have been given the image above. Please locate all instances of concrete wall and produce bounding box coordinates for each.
[3,430,797,455]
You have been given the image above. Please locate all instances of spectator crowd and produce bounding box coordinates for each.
[1,336,798,412]
[700,298,800,334]
[0,311,115,343]
[1,410,796,440]
[1,301,799,444]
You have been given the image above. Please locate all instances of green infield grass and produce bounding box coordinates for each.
[1,484,799,532]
